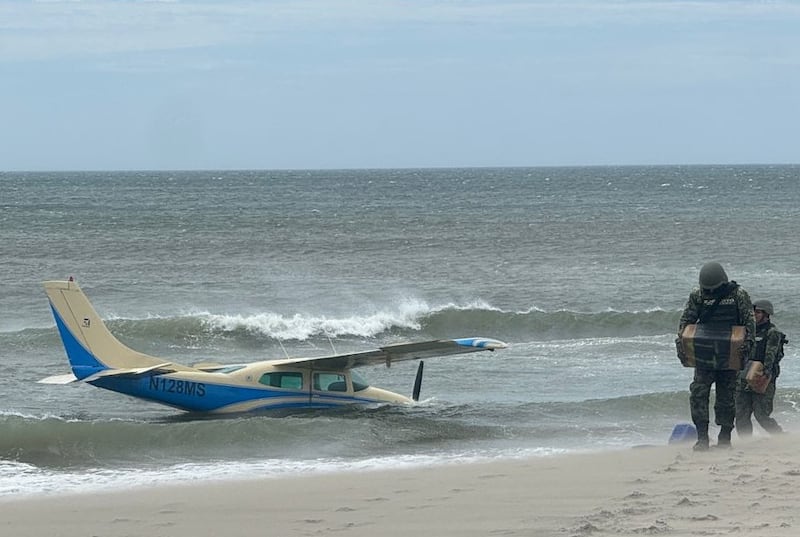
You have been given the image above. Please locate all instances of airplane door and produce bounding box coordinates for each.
[310,371,350,406]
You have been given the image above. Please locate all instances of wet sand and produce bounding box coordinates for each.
[2,433,797,536]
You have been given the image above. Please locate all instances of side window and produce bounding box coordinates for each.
[258,372,303,390]
[313,372,348,392]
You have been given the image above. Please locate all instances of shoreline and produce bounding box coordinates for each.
[3,434,798,536]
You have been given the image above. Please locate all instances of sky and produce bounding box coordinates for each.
[1,0,799,171]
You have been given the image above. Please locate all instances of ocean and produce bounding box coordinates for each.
[2,165,799,498]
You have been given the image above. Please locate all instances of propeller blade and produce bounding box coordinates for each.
[412,360,424,401]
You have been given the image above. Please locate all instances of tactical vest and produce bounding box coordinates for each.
[755,323,786,378]
[698,283,740,327]
[754,323,772,362]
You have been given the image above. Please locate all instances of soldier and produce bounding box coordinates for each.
[735,299,786,436]
[678,262,755,451]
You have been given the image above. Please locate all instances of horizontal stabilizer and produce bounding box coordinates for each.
[38,373,79,384]
[83,362,177,381]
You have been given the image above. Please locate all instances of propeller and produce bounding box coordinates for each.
[412,360,424,401]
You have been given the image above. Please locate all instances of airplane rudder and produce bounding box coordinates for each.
[45,281,109,378]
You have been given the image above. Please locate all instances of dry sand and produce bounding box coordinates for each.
[2,433,798,537]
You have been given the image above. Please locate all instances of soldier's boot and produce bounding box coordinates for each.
[693,422,709,452]
[716,426,733,448]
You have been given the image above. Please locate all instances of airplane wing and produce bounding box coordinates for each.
[38,339,507,382]
[269,337,507,370]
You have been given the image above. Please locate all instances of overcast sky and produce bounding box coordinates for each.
[1,1,798,171]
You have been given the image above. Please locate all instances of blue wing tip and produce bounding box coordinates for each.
[453,337,508,350]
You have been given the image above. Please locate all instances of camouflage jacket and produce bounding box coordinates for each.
[754,321,785,377]
[678,282,756,361]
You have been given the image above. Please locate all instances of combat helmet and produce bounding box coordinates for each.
[698,261,728,291]
[753,299,774,316]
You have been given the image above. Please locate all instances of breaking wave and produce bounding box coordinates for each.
[3,304,684,350]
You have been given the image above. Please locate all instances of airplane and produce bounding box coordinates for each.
[40,278,508,414]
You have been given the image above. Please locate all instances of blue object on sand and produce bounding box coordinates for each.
[668,423,697,444]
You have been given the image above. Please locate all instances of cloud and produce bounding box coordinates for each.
[3,1,800,64]
[2,0,799,171]
[1,1,247,62]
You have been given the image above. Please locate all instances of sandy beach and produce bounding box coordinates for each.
[2,433,798,537]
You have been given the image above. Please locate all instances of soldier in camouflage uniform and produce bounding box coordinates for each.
[679,262,755,451]
[735,299,785,436]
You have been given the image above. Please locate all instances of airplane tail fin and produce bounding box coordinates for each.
[44,279,175,380]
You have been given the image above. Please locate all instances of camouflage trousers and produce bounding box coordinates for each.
[735,376,783,436]
[690,368,737,428]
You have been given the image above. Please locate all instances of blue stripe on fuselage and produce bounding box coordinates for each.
[90,375,314,412]
[89,374,385,413]
[50,303,107,380]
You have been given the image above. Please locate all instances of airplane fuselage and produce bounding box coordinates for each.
[90,367,412,413]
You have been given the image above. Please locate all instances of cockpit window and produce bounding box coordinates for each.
[351,370,369,392]
[313,372,348,392]
[259,371,303,390]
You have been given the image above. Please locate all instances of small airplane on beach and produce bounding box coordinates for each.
[40,279,507,414]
